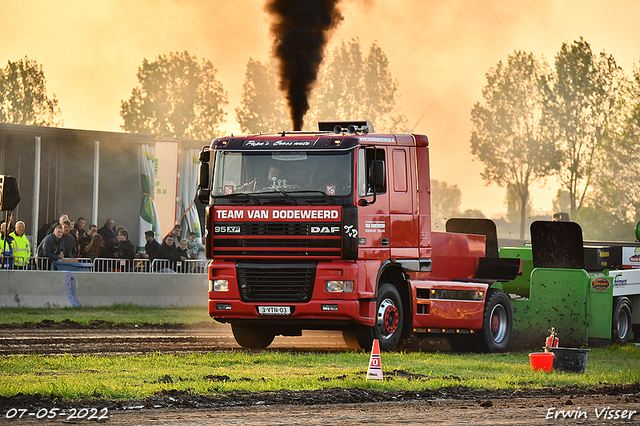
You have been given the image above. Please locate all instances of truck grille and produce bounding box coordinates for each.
[244,223,309,235]
[213,222,341,259]
[237,263,316,302]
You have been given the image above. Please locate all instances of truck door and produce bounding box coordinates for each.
[389,147,417,257]
[357,146,390,261]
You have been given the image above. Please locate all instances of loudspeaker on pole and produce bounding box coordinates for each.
[0,175,20,211]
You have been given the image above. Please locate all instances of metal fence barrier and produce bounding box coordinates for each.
[150,258,208,274]
[3,257,209,274]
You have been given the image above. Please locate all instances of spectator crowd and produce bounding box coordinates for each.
[0,213,205,272]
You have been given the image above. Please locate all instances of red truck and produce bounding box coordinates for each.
[197,121,520,351]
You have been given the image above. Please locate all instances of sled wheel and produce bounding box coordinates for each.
[612,297,632,345]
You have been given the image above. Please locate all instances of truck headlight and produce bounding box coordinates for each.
[211,279,229,291]
[325,280,354,293]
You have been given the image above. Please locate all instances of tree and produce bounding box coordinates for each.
[310,39,408,132]
[430,179,462,231]
[121,51,228,139]
[0,57,62,126]
[552,189,571,215]
[470,50,558,239]
[235,39,408,133]
[540,38,628,218]
[505,183,533,225]
[309,39,366,126]
[461,209,486,218]
[361,42,409,132]
[575,60,640,240]
[235,58,289,134]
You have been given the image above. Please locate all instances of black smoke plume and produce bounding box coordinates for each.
[265,0,343,131]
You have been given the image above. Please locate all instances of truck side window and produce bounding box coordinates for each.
[392,149,407,192]
[358,148,386,197]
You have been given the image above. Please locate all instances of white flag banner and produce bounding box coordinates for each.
[178,148,203,244]
[138,144,162,251]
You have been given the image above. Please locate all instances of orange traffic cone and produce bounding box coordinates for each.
[366,339,383,380]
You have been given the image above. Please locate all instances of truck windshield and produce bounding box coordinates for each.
[211,150,353,197]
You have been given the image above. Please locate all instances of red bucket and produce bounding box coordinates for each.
[529,352,554,372]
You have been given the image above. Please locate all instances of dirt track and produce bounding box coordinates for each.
[3,385,640,425]
[1,322,639,425]
[0,321,351,355]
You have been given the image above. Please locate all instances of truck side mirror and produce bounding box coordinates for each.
[197,147,211,203]
[197,162,210,203]
[199,148,210,163]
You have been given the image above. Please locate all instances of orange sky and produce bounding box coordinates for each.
[2,0,640,218]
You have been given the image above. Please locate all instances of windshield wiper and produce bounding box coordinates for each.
[248,188,299,205]
[213,193,261,205]
[275,189,298,205]
[278,190,337,204]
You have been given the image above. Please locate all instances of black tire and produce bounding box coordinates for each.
[478,288,512,352]
[231,323,275,349]
[612,297,632,345]
[340,324,377,352]
[342,329,365,351]
[372,283,404,352]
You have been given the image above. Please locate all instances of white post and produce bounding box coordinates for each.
[31,136,42,253]
[92,141,100,226]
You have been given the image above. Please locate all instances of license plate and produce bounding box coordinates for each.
[258,306,291,315]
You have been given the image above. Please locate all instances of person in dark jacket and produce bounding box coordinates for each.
[97,218,116,243]
[175,239,189,273]
[82,234,109,260]
[105,229,135,260]
[78,224,97,255]
[61,220,78,258]
[46,214,68,236]
[37,225,65,270]
[74,217,87,241]
[154,235,182,272]
[142,230,160,261]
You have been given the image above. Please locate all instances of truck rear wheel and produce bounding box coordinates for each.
[373,283,404,352]
[612,297,632,345]
[231,323,275,349]
[478,288,512,352]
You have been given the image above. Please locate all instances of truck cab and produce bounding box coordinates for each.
[197,121,518,351]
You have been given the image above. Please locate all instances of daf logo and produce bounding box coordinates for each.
[310,226,340,235]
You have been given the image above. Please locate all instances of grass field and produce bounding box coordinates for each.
[0,305,210,326]
[1,306,639,401]
[1,347,639,400]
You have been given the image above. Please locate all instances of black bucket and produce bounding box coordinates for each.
[549,347,589,373]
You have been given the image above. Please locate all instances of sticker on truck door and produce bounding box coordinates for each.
[365,221,385,233]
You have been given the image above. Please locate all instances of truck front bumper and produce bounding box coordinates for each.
[209,298,375,327]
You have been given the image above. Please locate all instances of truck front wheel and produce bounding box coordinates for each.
[231,323,275,349]
[612,297,632,345]
[478,288,512,352]
[373,283,404,352]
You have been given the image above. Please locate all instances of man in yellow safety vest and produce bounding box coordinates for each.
[0,222,14,269]
[10,221,30,268]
